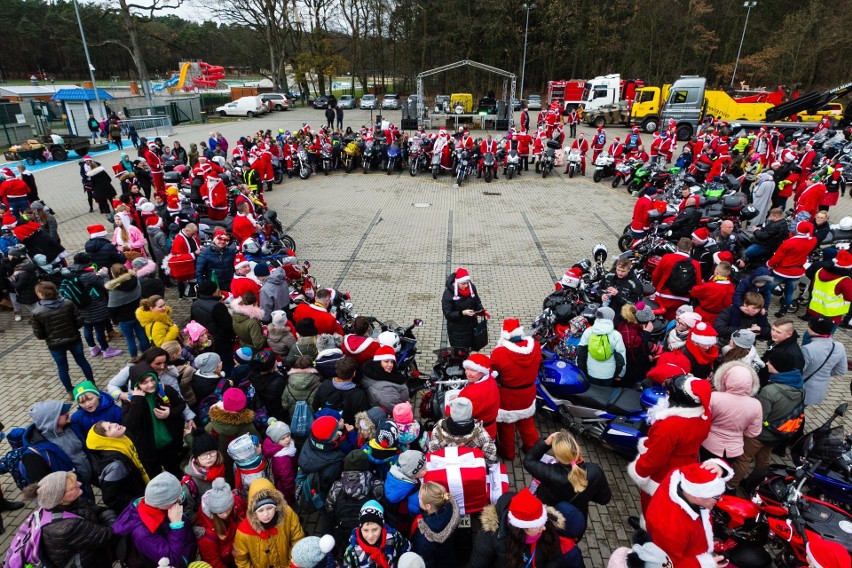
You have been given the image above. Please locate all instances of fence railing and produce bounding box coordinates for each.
[120,115,174,138]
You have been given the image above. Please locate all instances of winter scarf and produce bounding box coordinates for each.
[137,498,168,533]
[356,527,390,568]
[143,389,173,450]
[85,428,151,484]
[332,379,357,391]
[685,337,718,365]
[188,458,225,482]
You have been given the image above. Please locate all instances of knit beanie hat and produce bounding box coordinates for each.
[359,500,385,526]
[678,311,703,328]
[392,401,414,425]
[36,471,69,509]
[253,262,270,278]
[595,306,615,321]
[129,363,158,388]
[193,352,221,375]
[235,347,254,363]
[809,316,835,336]
[291,535,336,568]
[634,302,656,323]
[311,415,340,444]
[344,449,370,472]
[145,472,182,508]
[203,478,235,515]
[366,407,388,427]
[183,321,208,344]
[398,552,427,568]
[271,310,288,327]
[190,429,220,458]
[73,252,92,266]
[131,257,149,271]
[449,397,473,422]
[196,281,219,297]
[73,381,100,403]
[296,318,318,337]
[397,450,426,478]
[731,329,756,349]
[227,433,261,466]
[265,418,291,444]
[222,388,247,412]
[375,420,398,449]
[767,350,796,373]
[315,408,342,422]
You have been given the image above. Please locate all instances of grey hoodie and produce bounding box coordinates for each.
[29,400,92,482]
[260,269,290,323]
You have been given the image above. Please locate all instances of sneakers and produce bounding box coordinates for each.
[774,306,789,318]
[91,346,102,357]
[102,347,123,359]
[14,313,22,322]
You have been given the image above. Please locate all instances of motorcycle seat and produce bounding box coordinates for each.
[572,385,643,416]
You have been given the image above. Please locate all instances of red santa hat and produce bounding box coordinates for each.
[806,532,851,568]
[373,345,397,362]
[507,488,548,529]
[834,250,852,269]
[632,127,640,133]
[234,253,250,270]
[453,267,475,299]
[166,195,181,211]
[212,228,230,243]
[797,221,814,236]
[2,212,17,230]
[690,321,717,347]
[463,353,493,377]
[671,462,726,499]
[87,224,108,238]
[13,221,40,241]
[1,167,15,179]
[500,318,524,340]
[560,267,582,289]
[147,141,158,149]
[646,350,692,384]
[144,216,162,228]
[713,250,734,265]
[691,227,710,244]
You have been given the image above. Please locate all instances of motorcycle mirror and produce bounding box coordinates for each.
[303,261,311,269]
[414,319,424,327]
[835,403,847,416]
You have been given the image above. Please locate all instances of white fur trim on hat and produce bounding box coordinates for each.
[507,506,548,529]
[498,337,535,355]
[462,359,490,376]
[690,322,717,346]
[500,326,525,340]
[373,352,396,362]
[676,470,726,500]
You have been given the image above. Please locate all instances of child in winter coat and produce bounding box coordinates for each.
[191,352,227,415]
[131,257,164,300]
[282,356,323,422]
[267,309,296,359]
[227,432,268,497]
[559,316,588,365]
[392,402,423,452]
[230,291,267,351]
[664,308,702,351]
[233,477,305,568]
[702,362,763,463]
[326,450,386,550]
[135,295,180,347]
[428,397,498,466]
[410,482,460,568]
[362,419,401,481]
[182,429,226,525]
[196,478,247,568]
[315,333,345,379]
[70,380,122,440]
[720,329,765,374]
[360,345,409,410]
[577,306,627,386]
[181,320,212,364]
[72,252,123,358]
[343,500,411,568]
[262,418,297,506]
[206,388,259,487]
[383,450,427,538]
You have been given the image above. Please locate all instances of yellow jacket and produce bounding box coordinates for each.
[233,478,304,568]
[135,306,179,346]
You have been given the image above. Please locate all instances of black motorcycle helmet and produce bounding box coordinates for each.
[647,209,663,223]
[593,243,608,264]
[740,206,758,221]
[573,259,592,274]
[664,374,703,408]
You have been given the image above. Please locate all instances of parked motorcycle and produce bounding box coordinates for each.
[612,158,641,188]
[504,147,521,179]
[320,142,334,175]
[408,138,427,177]
[592,152,615,182]
[565,149,582,178]
[540,140,559,179]
[289,145,311,180]
[420,349,470,423]
[453,148,472,189]
[362,140,377,174]
[386,142,401,175]
[271,156,284,184]
[480,148,498,183]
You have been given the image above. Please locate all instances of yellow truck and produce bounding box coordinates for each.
[791,102,844,123]
[703,90,774,122]
[630,84,670,133]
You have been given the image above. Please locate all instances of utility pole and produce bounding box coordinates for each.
[519,3,535,102]
[731,1,757,89]
[72,0,103,119]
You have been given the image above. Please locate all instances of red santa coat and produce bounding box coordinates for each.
[649,135,662,157]
[230,275,260,299]
[292,302,344,336]
[231,213,256,246]
[627,403,712,510]
[767,234,817,279]
[205,176,229,221]
[489,337,542,423]
[646,462,734,568]
[342,335,379,367]
[631,195,656,232]
[532,132,546,154]
[0,178,30,202]
[795,182,826,218]
[570,138,589,154]
[651,251,702,302]
[459,376,500,439]
[516,132,532,155]
[608,142,624,160]
[691,280,734,325]
[253,151,274,182]
[170,231,200,256]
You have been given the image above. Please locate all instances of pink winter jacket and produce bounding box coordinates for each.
[703,361,763,458]
[261,437,297,506]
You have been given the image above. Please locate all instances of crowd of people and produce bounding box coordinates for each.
[0,110,850,568]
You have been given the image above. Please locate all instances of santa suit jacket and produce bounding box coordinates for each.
[795,182,826,218]
[292,302,344,336]
[631,195,656,232]
[651,251,702,302]
[459,376,500,439]
[646,461,734,568]
[627,403,712,497]
[342,335,379,367]
[767,234,817,279]
[691,280,734,325]
[489,337,542,423]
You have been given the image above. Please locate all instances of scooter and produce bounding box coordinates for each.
[592,152,615,182]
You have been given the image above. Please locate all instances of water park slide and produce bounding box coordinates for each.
[152,74,179,92]
[170,62,193,92]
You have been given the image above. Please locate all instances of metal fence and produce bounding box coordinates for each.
[120,115,174,138]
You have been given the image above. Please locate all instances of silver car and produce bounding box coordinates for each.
[360,94,377,109]
[338,95,356,109]
[527,95,542,110]
[382,94,401,110]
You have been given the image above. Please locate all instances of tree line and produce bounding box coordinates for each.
[1,0,849,99]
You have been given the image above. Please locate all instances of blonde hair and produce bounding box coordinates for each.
[419,481,452,511]
[620,304,638,324]
[160,340,182,359]
[551,430,588,493]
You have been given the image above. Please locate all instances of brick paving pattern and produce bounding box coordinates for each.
[0,109,848,565]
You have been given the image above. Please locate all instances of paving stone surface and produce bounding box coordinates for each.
[0,108,849,563]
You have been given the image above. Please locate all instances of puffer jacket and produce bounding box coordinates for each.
[281,367,322,421]
[577,317,626,382]
[31,298,83,349]
[233,478,305,568]
[39,499,117,568]
[441,273,484,350]
[410,499,460,568]
[297,435,345,493]
[326,471,384,514]
[135,259,165,299]
[259,269,290,321]
[191,294,235,357]
[75,268,111,324]
[135,305,180,346]
[704,362,763,457]
[205,404,258,487]
[70,390,122,440]
[105,271,142,322]
[230,298,267,351]
[756,370,804,444]
[427,418,498,466]
[146,224,169,264]
[196,493,248,568]
[262,436,298,505]
[284,337,318,367]
[113,496,198,568]
[8,258,38,304]
[382,465,421,531]
[343,523,411,568]
[267,323,296,359]
[85,236,126,269]
[195,243,237,291]
[360,360,409,411]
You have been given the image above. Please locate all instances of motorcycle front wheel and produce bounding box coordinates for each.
[410,160,418,177]
[618,233,633,252]
[280,234,296,252]
[507,167,515,180]
[542,165,549,179]
[432,165,438,180]
[612,176,621,188]
[484,168,492,183]
[568,164,576,178]
[363,161,370,174]
[593,170,602,182]
[274,172,283,184]
[299,165,311,180]
[345,159,352,173]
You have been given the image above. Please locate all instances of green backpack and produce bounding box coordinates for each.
[588,333,613,361]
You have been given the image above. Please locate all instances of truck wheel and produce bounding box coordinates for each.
[676,124,693,141]
[219,111,227,116]
[641,117,659,133]
[51,146,67,161]
[594,116,606,128]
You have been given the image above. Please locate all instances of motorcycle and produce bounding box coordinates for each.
[341,139,361,173]
[386,142,401,175]
[592,152,615,183]
[565,149,582,178]
[367,318,425,396]
[480,149,498,183]
[612,158,641,188]
[504,147,521,179]
[271,156,284,185]
[408,138,427,177]
[540,140,559,179]
[289,145,311,180]
[420,349,470,423]
[320,142,334,175]
[453,148,472,189]
[362,140,377,174]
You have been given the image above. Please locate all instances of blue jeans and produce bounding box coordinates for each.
[8,197,29,218]
[118,320,150,358]
[772,275,798,309]
[743,244,769,261]
[83,322,109,349]
[49,341,94,392]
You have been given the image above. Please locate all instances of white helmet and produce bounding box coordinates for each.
[377,330,401,352]
[839,217,852,231]
[242,238,260,255]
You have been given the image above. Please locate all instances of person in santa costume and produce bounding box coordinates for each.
[628,374,713,516]
[143,142,165,193]
[342,315,379,366]
[565,132,589,175]
[516,129,532,172]
[490,319,542,460]
[458,353,500,440]
[651,238,703,321]
[253,145,275,193]
[767,221,817,317]
[645,461,734,568]
[292,288,344,336]
[168,222,200,299]
[229,253,260,299]
[204,172,229,221]
[691,262,735,326]
[591,126,607,162]
[441,267,485,351]
[805,531,851,568]
[679,321,720,380]
[795,174,827,220]
[231,201,257,247]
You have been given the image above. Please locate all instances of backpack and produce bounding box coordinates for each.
[58,273,96,308]
[588,333,613,361]
[764,398,806,440]
[5,507,80,568]
[290,400,313,440]
[0,428,58,490]
[196,378,229,428]
[294,468,325,513]
[334,491,369,548]
[667,259,696,296]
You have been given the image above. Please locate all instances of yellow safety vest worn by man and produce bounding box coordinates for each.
[808,260,852,323]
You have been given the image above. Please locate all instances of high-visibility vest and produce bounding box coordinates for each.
[809,270,850,318]
[242,168,258,192]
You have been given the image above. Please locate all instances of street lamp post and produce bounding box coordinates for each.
[72,0,103,120]
[731,1,757,89]
[519,3,535,103]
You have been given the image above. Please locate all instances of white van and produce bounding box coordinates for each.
[216,96,267,117]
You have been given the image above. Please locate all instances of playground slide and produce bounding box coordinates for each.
[169,62,192,92]
[152,74,179,91]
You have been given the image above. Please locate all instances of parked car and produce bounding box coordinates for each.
[260,93,290,111]
[360,94,377,109]
[512,98,522,111]
[312,95,330,109]
[338,95,356,109]
[216,96,266,117]
[382,94,401,110]
[527,94,542,110]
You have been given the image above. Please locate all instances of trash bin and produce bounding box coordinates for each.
[200,112,207,124]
